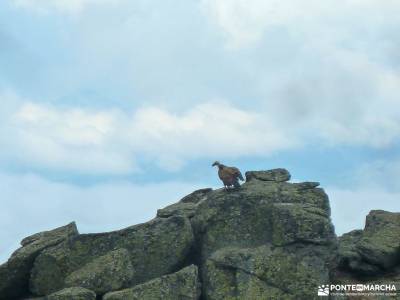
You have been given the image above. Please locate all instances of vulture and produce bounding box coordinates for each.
[212,161,244,189]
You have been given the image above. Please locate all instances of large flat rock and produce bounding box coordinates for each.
[30,216,194,296]
[245,169,291,182]
[0,222,78,300]
[205,245,330,299]
[64,248,134,294]
[47,287,96,300]
[103,265,200,300]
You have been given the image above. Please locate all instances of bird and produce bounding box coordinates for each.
[212,161,244,189]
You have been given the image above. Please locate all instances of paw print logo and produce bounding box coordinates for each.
[318,285,330,296]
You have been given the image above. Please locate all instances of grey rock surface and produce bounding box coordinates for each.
[30,216,194,296]
[0,222,78,300]
[103,265,200,300]
[46,287,96,300]
[1,169,399,300]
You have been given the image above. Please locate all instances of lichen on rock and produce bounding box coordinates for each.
[1,168,399,300]
[64,248,134,294]
[30,216,194,296]
[336,210,400,277]
[46,287,96,300]
[103,265,200,300]
[0,222,78,300]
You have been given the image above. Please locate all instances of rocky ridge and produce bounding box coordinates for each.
[1,168,399,299]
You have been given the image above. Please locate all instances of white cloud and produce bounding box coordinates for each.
[5,1,400,155]
[8,101,136,174]
[264,44,400,149]
[127,102,295,168]
[16,103,115,146]
[306,50,400,148]
[2,85,400,175]
[202,0,400,49]
[12,0,117,14]
[199,0,400,149]
[0,171,205,263]
[201,0,305,48]
[1,95,295,174]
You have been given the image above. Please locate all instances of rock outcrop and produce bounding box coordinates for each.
[0,222,78,300]
[30,216,193,296]
[333,210,400,295]
[1,169,399,299]
[337,210,400,273]
[103,265,200,300]
[63,248,134,294]
[46,287,96,300]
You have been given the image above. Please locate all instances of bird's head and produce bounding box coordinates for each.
[212,161,220,167]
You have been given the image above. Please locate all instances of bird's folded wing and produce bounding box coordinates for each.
[229,167,241,176]
[226,167,244,180]
[224,167,240,176]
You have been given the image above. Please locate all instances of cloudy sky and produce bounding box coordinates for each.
[1,0,400,262]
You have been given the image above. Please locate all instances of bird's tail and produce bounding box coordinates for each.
[233,180,241,188]
[238,172,244,181]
